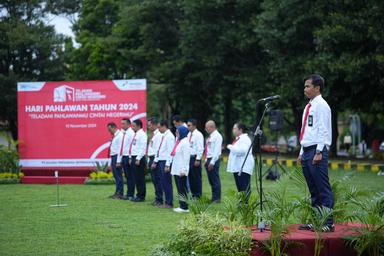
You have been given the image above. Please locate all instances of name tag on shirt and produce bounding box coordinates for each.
[308,115,313,127]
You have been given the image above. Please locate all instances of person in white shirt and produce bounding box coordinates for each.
[187,118,204,198]
[171,125,190,213]
[226,123,254,201]
[151,120,175,208]
[120,118,135,200]
[147,117,163,206]
[297,74,334,232]
[172,115,188,128]
[107,122,124,199]
[204,120,223,203]
[129,119,147,202]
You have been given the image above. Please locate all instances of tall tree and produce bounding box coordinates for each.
[313,0,384,145]
[0,0,67,138]
[170,0,266,141]
[66,0,120,80]
[255,0,341,154]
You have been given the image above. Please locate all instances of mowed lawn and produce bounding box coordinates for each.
[0,166,383,256]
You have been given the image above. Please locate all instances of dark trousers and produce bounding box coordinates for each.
[158,160,173,206]
[302,147,334,224]
[174,175,188,210]
[122,155,135,197]
[131,156,146,200]
[148,156,162,203]
[111,155,123,195]
[205,158,221,201]
[233,172,251,203]
[234,172,251,195]
[188,156,202,198]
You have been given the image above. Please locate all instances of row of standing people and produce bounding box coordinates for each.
[107,116,255,213]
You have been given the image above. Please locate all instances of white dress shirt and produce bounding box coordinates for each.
[147,129,162,157]
[121,127,135,156]
[188,129,204,160]
[226,134,255,175]
[171,138,190,176]
[154,129,175,166]
[129,128,147,161]
[205,130,223,165]
[299,94,332,155]
[109,130,123,162]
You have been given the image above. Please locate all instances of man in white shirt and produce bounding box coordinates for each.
[297,74,334,232]
[129,119,147,202]
[120,118,135,200]
[147,117,163,206]
[107,122,124,199]
[172,115,188,128]
[187,118,204,198]
[152,120,175,208]
[204,120,223,203]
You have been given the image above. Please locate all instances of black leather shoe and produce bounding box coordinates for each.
[132,197,145,202]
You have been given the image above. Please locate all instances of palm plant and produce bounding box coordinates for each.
[289,167,313,224]
[309,206,334,256]
[290,168,366,224]
[179,193,212,215]
[237,192,259,227]
[167,213,253,256]
[222,189,259,227]
[0,132,21,175]
[345,192,384,256]
[261,178,297,256]
[330,173,368,223]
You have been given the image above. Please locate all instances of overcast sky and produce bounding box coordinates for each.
[46,14,77,45]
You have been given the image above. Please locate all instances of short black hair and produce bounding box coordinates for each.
[235,122,247,133]
[172,115,182,122]
[159,120,168,128]
[304,74,324,91]
[148,117,158,125]
[133,119,142,128]
[107,122,117,128]
[121,118,131,124]
[187,118,197,126]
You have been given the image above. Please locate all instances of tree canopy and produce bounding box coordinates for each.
[1,0,383,148]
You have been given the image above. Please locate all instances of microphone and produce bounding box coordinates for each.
[258,95,280,102]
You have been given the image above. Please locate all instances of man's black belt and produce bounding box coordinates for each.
[303,145,317,152]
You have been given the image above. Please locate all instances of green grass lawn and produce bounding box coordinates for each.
[0,167,383,256]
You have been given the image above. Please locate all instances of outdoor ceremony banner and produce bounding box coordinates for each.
[17,79,147,169]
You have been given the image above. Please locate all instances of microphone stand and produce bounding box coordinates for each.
[239,101,271,232]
